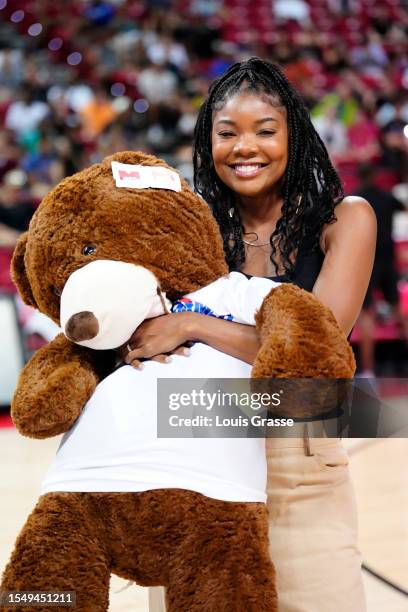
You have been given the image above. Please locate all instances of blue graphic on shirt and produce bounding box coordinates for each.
[171,298,233,320]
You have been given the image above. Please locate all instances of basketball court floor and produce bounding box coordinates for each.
[1,425,407,611]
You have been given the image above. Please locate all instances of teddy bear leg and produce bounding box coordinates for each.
[1,493,110,612]
[165,498,277,612]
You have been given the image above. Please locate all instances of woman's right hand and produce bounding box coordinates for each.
[118,312,261,368]
[117,312,199,369]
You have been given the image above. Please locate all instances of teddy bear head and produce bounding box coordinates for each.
[12,151,228,349]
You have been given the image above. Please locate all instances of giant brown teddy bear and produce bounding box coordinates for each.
[1,151,355,611]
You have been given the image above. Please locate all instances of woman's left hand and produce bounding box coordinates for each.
[119,312,198,369]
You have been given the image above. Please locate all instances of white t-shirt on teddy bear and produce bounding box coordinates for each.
[41,272,279,503]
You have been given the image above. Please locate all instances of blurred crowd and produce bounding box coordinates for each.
[0,0,407,372]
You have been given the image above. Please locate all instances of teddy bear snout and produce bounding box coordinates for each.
[65,311,99,342]
[59,259,172,350]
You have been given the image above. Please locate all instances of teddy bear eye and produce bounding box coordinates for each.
[52,286,62,297]
[82,244,97,256]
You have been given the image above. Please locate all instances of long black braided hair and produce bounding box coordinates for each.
[193,57,344,277]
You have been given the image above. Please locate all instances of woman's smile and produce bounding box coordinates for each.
[228,163,269,178]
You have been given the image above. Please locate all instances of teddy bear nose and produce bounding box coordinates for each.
[65,311,99,343]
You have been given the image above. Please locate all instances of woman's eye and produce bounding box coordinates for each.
[218,131,235,138]
[82,244,97,256]
[258,130,276,136]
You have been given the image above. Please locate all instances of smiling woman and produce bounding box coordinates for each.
[144,58,376,612]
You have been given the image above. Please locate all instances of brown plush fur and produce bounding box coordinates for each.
[11,333,116,438]
[252,284,356,418]
[2,490,276,611]
[3,151,355,610]
[253,284,355,378]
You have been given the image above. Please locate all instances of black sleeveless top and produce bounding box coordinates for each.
[242,230,353,341]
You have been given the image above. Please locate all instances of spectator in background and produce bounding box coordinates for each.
[0,129,22,181]
[347,109,380,163]
[273,0,310,24]
[191,0,221,17]
[145,32,189,72]
[357,163,408,376]
[138,60,178,105]
[380,100,408,181]
[332,79,360,126]
[376,94,408,130]
[82,0,116,26]
[0,49,25,88]
[312,103,348,163]
[5,86,49,143]
[21,137,59,186]
[175,94,197,140]
[0,170,34,260]
[350,31,389,77]
[79,85,119,140]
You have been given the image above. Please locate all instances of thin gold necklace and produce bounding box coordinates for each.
[242,238,271,247]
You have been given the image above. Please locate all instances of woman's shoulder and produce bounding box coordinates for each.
[320,195,377,254]
[335,195,375,217]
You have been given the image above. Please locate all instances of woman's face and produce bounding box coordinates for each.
[211,93,288,201]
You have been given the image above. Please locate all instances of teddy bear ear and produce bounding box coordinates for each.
[11,232,37,308]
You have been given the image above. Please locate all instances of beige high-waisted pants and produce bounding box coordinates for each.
[148,437,366,612]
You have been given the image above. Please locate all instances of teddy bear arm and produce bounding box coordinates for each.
[11,333,112,439]
[251,285,356,418]
[253,284,355,377]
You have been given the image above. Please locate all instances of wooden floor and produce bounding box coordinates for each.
[0,430,407,611]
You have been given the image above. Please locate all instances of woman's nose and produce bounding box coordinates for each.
[233,134,258,156]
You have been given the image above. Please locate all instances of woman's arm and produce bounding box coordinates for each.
[124,312,261,367]
[314,196,377,336]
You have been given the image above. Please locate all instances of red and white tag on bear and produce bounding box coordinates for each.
[111,161,181,192]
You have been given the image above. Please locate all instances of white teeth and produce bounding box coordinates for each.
[234,165,262,173]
